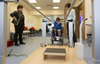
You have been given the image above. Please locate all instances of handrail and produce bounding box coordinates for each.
[64,0,77,22]
[22,0,51,22]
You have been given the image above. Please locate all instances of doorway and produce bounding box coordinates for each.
[77,1,85,40]
[74,2,85,40]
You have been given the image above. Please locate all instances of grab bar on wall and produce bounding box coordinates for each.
[64,0,77,22]
[22,0,51,22]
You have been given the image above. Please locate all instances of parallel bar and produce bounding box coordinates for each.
[64,0,77,22]
[22,0,51,22]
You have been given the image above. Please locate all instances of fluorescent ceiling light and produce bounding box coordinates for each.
[53,0,60,3]
[36,7,41,9]
[53,7,59,9]
[29,0,37,3]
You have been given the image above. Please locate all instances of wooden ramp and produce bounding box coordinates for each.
[20,45,87,64]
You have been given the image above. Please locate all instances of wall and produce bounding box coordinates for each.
[27,15,37,28]
[28,10,64,15]
[85,0,92,38]
[27,15,43,30]
[37,17,43,30]
[7,3,10,40]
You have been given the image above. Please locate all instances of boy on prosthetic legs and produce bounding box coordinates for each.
[52,17,62,42]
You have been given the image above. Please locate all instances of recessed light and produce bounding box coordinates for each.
[36,7,41,9]
[53,0,60,3]
[29,0,37,3]
[53,7,59,9]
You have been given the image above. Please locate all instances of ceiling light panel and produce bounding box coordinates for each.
[53,7,59,9]
[29,0,37,3]
[36,7,41,9]
[53,0,60,3]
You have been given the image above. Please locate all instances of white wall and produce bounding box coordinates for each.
[27,15,43,30]
[37,17,43,30]
[28,10,64,15]
[27,15,37,28]
[85,0,92,38]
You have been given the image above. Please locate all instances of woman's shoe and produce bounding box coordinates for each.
[15,44,19,46]
[20,42,26,45]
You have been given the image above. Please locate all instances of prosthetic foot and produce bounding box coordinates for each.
[58,29,61,37]
[54,37,57,41]
[59,37,62,42]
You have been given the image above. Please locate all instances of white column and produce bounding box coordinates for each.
[69,22,73,46]
[92,0,100,64]
[42,21,46,45]
[0,2,8,64]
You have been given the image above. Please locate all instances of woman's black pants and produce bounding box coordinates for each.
[14,25,23,44]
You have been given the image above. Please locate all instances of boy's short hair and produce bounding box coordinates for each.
[17,5,23,9]
[56,17,60,21]
[65,3,71,8]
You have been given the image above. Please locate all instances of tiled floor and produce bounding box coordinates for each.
[6,37,93,64]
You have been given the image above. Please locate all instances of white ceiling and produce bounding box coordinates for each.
[30,0,71,10]
[19,0,83,10]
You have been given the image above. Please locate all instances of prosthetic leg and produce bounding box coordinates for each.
[58,29,62,42]
[54,29,57,40]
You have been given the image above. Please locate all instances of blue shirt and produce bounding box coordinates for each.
[54,21,62,29]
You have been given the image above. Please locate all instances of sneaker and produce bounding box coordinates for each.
[54,37,56,41]
[15,44,20,46]
[73,43,75,47]
[59,38,62,42]
[20,42,26,45]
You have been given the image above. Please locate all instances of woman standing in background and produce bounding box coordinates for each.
[10,5,26,46]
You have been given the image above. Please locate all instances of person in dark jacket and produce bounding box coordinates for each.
[10,5,25,46]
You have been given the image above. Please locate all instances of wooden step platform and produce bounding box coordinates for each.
[44,48,66,60]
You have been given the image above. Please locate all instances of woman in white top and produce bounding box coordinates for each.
[65,3,77,45]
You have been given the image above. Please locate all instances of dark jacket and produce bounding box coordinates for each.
[10,11,25,26]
